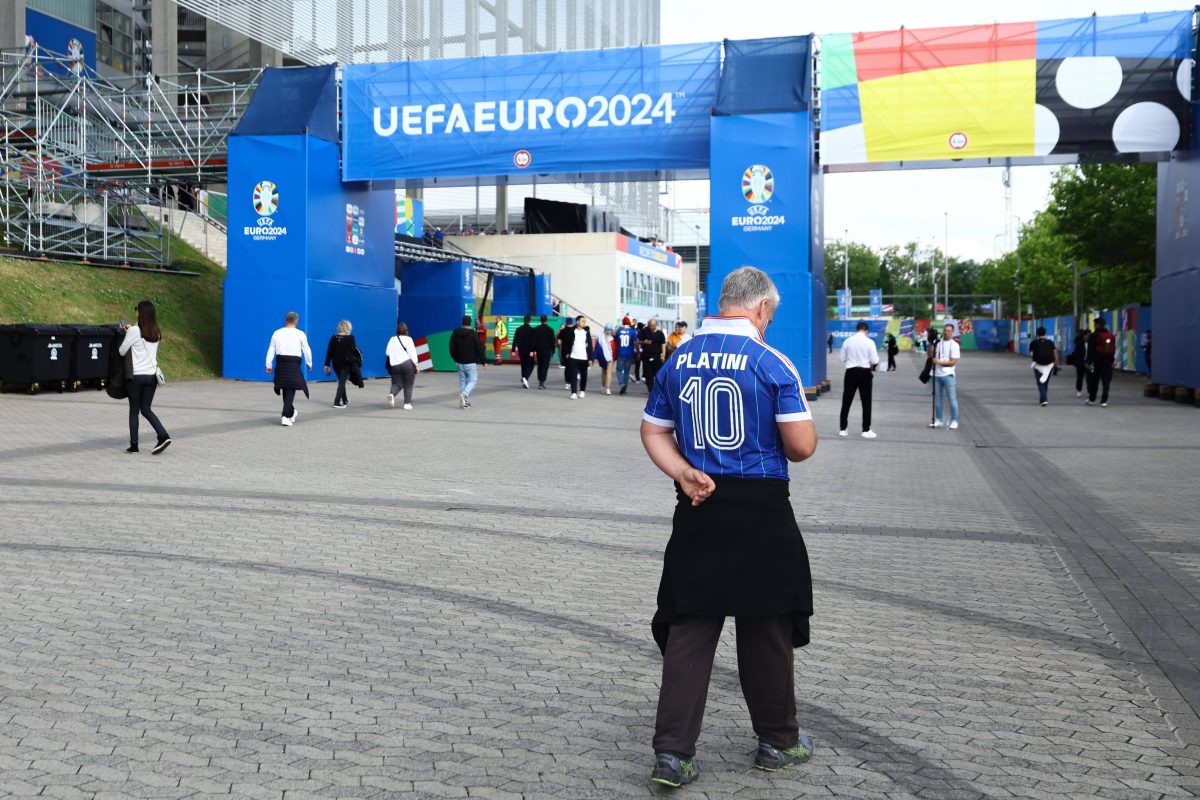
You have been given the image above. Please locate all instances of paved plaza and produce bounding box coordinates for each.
[1,349,1199,799]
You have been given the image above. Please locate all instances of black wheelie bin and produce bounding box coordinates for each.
[0,323,75,394]
[66,324,120,391]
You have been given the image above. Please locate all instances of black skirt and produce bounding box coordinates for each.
[652,477,812,655]
[272,355,310,398]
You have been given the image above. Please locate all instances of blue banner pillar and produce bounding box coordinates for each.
[223,66,397,382]
[708,111,822,394]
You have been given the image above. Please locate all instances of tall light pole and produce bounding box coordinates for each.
[843,229,850,319]
[943,212,950,318]
[843,228,850,294]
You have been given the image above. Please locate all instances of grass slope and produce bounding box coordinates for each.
[0,241,224,378]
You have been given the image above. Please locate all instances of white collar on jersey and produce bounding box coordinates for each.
[694,316,764,341]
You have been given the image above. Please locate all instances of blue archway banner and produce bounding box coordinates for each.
[340,42,721,185]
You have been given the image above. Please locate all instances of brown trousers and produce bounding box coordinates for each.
[653,614,799,759]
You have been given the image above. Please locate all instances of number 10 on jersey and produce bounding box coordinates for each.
[679,376,745,450]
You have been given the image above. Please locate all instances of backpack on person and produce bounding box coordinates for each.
[1094,330,1116,357]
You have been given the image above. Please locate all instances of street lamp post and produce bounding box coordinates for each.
[943,212,949,319]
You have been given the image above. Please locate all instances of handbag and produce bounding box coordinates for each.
[106,351,129,400]
[918,356,933,384]
[155,366,166,386]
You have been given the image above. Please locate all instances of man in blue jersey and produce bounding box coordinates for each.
[641,266,819,789]
[614,316,638,395]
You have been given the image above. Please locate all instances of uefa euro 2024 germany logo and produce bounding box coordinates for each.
[732,165,785,233]
[246,180,286,241]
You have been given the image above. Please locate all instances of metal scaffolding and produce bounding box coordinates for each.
[0,45,260,266]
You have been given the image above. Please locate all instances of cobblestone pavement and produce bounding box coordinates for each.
[1,350,1198,799]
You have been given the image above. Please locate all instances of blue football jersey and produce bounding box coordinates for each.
[642,316,811,480]
[615,325,637,358]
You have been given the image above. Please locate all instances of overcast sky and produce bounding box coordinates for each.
[660,0,1191,262]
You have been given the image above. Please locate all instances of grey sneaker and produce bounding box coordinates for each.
[754,736,814,772]
[650,753,700,788]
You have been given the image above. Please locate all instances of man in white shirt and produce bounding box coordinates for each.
[838,321,880,439]
[930,322,960,429]
[265,311,313,426]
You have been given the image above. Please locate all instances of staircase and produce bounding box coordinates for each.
[139,206,227,268]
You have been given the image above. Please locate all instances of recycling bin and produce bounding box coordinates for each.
[0,323,75,394]
[66,324,119,390]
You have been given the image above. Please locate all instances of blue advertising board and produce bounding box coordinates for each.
[869,289,882,319]
[828,319,886,349]
[26,9,96,75]
[708,112,819,386]
[341,42,721,185]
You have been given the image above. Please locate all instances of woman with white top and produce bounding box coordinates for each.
[385,322,420,410]
[118,300,171,454]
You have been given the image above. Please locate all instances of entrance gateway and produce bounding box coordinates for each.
[224,10,1199,393]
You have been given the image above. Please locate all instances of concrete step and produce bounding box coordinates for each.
[139,205,227,268]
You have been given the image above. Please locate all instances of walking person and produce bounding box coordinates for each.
[639,318,667,392]
[930,322,959,429]
[385,322,420,410]
[885,334,899,371]
[265,311,312,426]
[557,316,575,389]
[615,316,638,395]
[492,316,507,365]
[1141,329,1152,378]
[118,300,171,454]
[838,321,879,438]
[449,315,487,409]
[1085,317,1116,407]
[1029,327,1060,406]
[323,320,361,409]
[1069,326,1089,397]
[596,323,616,395]
[641,266,818,788]
[564,315,593,400]
[512,315,537,389]
[633,320,645,383]
[827,332,834,354]
[533,315,557,390]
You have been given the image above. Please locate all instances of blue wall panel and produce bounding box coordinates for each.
[308,281,398,379]
[223,277,307,382]
[227,135,308,286]
[1153,155,1200,388]
[397,261,475,343]
[26,9,96,72]
[306,136,395,288]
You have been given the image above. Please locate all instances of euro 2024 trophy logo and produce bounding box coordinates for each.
[733,165,785,233]
[246,180,286,241]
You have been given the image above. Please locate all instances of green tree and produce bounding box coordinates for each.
[978,211,1075,316]
[1049,163,1155,307]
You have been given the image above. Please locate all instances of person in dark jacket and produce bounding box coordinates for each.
[639,318,667,392]
[885,334,899,371]
[532,315,557,389]
[1068,327,1089,396]
[449,315,487,409]
[512,315,537,389]
[563,315,594,399]
[323,319,362,408]
[633,320,645,383]
[1029,327,1060,406]
[1084,317,1116,407]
